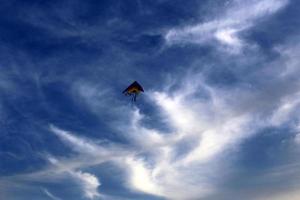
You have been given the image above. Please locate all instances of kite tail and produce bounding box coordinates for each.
[133,93,137,102]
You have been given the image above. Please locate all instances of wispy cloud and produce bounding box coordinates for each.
[46,125,130,199]
[46,39,300,198]
[1,1,299,199]
[165,0,289,53]
[6,125,127,200]
[50,125,100,155]
[43,188,62,200]
[70,171,101,199]
[117,38,300,199]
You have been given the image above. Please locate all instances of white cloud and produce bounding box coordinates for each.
[70,171,101,199]
[50,125,99,155]
[6,36,300,199]
[270,92,300,126]
[44,126,130,200]
[125,157,162,196]
[42,155,102,200]
[43,159,102,200]
[215,28,242,47]
[73,81,111,112]
[123,153,215,199]
[109,80,253,198]
[165,0,289,52]
[49,49,300,199]
[49,125,130,166]
[119,41,300,197]
[151,80,255,164]
[43,188,62,200]
[0,1,299,200]
[14,38,300,199]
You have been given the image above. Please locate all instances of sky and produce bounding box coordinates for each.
[0,0,300,199]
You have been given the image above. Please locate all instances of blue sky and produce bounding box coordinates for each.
[1,0,300,199]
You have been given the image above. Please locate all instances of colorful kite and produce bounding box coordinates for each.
[123,81,144,102]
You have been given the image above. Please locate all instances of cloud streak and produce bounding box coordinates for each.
[43,188,62,200]
[70,171,101,199]
[45,40,300,198]
[1,1,300,199]
[165,0,289,53]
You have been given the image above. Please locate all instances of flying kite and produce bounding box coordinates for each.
[123,81,144,102]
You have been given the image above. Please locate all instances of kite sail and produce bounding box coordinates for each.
[123,81,144,102]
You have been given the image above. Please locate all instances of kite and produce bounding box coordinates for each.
[123,81,144,102]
